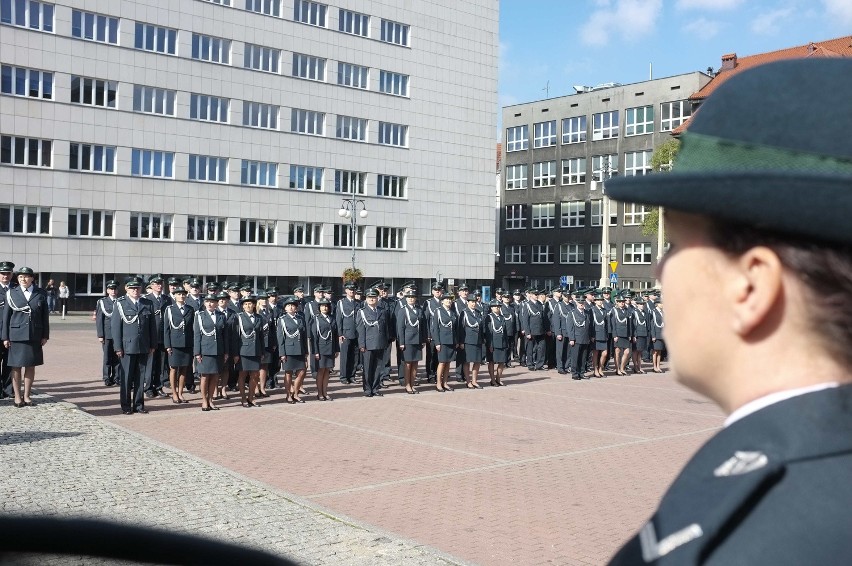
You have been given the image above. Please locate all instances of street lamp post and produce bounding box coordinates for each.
[338,198,368,270]
[591,158,617,288]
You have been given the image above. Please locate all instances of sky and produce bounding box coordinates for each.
[499,0,852,111]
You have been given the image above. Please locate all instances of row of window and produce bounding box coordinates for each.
[1,1,410,47]
[505,100,692,151]
[505,201,648,229]
[2,205,407,249]
[504,243,653,265]
[1,135,409,196]
[506,153,650,189]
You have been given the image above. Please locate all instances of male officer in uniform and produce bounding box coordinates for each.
[144,274,171,398]
[423,282,444,382]
[453,285,472,381]
[96,280,120,386]
[549,290,571,374]
[499,292,517,368]
[113,277,157,414]
[0,261,15,399]
[511,289,525,366]
[357,288,388,397]
[519,289,547,370]
[336,282,360,384]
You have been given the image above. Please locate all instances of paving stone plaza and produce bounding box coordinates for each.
[1,317,724,565]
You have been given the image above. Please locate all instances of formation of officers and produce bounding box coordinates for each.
[93,274,665,414]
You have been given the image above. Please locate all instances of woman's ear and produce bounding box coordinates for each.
[728,246,783,337]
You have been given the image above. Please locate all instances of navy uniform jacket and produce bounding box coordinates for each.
[112,296,157,354]
[1,286,49,342]
[381,296,397,341]
[144,292,171,345]
[430,307,458,345]
[303,299,321,326]
[423,297,443,339]
[499,303,517,336]
[609,385,852,565]
[357,305,388,351]
[95,296,116,340]
[609,306,633,339]
[632,308,650,338]
[457,307,483,346]
[591,306,609,342]
[396,304,426,345]
[651,309,665,340]
[185,293,203,313]
[565,307,591,344]
[163,303,195,349]
[335,297,360,340]
[193,309,228,356]
[278,314,308,356]
[484,312,509,350]
[549,301,569,338]
[519,300,547,337]
[230,312,266,358]
[310,313,339,356]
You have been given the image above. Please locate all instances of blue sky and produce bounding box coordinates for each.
[499,0,852,110]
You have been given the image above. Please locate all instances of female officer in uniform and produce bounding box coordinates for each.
[278,296,308,404]
[164,287,194,404]
[232,295,265,408]
[396,290,426,394]
[309,297,338,401]
[484,299,509,386]
[606,59,852,565]
[430,293,458,392]
[194,293,228,412]
[458,295,484,389]
[650,299,665,374]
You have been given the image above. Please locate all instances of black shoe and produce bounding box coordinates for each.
[364,392,373,397]
[374,391,384,397]
[122,410,133,415]
[136,408,149,414]
[572,376,582,380]
[145,391,157,399]
[157,390,169,398]
[103,381,112,387]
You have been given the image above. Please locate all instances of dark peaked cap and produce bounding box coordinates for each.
[606,59,852,246]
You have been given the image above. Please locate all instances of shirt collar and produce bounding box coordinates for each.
[724,382,841,427]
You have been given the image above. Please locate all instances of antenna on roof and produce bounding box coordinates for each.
[542,80,550,97]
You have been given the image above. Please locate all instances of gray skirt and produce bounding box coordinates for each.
[7,340,44,368]
[237,355,261,372]
[653,339,666,351]
[168,347,193,368]
[463,344,482,362]
[282,354,307,371]
[196,354,223,375]
[401,344,423,362]
[437,344,456,363]
[486,347,508,364]
[316,354,336,369]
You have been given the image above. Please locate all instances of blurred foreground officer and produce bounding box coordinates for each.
[96,280,120,386]
[607,59,852,565]
[112,277,157,415]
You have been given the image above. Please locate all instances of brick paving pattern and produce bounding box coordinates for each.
[3,316,724,565]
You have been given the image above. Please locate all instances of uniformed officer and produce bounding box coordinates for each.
[423,282,444,382]
[335,282,360,385]
[194,293,229,412]
[163,286,194,404]
[549,291,571,375]
[484,299,509,386]
[453,284,471,382]
[499,292,517,368]
[144,274,171,399]
[112,277,157,415]
[278,295,309,403]
[96,280,120,386]
[520,289,548,370]
[650,298,665,374]
[544,287,563,369]
[310,297,338,401]
[0,260,14,399]
[566,293,591,380]
[458,294,484,388]
[511,289,525,366]
[431,292,459,392]
[304,285,325,377]
[631,299,650,374]
[377,282,396,385]
[357,288,389,398]
[608,294,633,376]
[231,294,266,408]
[396,289,426,394]
[590,293,610,378]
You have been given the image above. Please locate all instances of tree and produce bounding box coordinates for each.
[642,139,680,236]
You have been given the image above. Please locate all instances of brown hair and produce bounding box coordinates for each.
[707,220,852,364]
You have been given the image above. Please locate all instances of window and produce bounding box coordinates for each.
[70,76,116,108]
[376,227,405,249]
[1,135,51,167]
[0,205,50,234]
[134,22,177,54]
[625,150,652,176]
[380,19,409,46]
[69,143,114,173]
[625,105,654,136]
[133,85,175,115]
[243,101,279,129]
[591,154,619,181]
[191,33,229,63]
[561,201,585,228]
[379,70,408,96]
[203,0,231,4]
[592,110,619,140]
[661,99,692,132]
[2,0,54,31]
[294,0,326,26]
[335,115,367,142]
[610,201,618,226]
[131,149,175,178]
[240,219,276,243]
[561,157,586,185]
[337,62,368,89]
[504,245,525,264]
[291,108,324,135]
[377,174,406,198]
[609,243,618,262]
[291,52,323,80]
[334,170,365,194]
[240,160,278,187]
[71,10,117,43]
[532,161,556,187]
[531,203,555,229]
[624,243,652,264]
[378,122,408,147]
[590,199,603,226]
[333,224,365,248]
[506,125,528,152]
[505,164,528,190]
[288,222,322,246]
[74,274,115,296]
[129,212,172,240]
[562,116,586,144]
[289,165,323,190]
[590,243,602,264]
[245,44,280,73]
[67,209,113,237]
[533,120,557,148]
[531,245,553,264]
[339,8,368,37]
[186,216,226,242]
[1,66,53,99]
[505,204,526,230]
[190,93,229,123]
[246,0,280,17]
[624,203,648,225]
[560,244,584,264]
[189,155,228,183]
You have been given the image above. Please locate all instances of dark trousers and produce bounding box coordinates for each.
[309,347,319,376]
[455,345,467,379]
[380,343,392,379]
[525,335,545,369]
[266,351,280,388]
[425,340,438,378]
[362,349,382,394]
[120,353,148,412]
[570,342,589,378]
[516,334,526,365]
[145,343,167,392]
[545,334,556,368]
[0,342,11,397]
[102,339,120,383]
[339,337,358,382]
[396,342,405,383]
[555,338,569,372]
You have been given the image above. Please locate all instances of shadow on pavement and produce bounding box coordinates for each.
[0,432,85,446]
